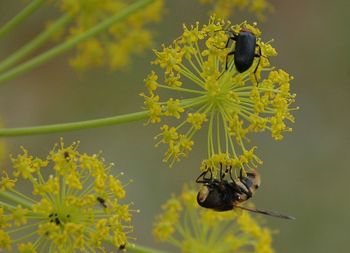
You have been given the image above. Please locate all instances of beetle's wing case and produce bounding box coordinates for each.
[234,31,256,72]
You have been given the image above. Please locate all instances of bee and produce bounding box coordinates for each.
[196,165,295,220]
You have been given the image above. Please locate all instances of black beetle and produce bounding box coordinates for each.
[221,29,262,80]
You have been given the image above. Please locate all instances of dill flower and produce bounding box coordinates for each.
[56,0,164,70]
[199,0,273,21]
[0,140,135,252]
[141,16,297,171]
[153,185,275,253]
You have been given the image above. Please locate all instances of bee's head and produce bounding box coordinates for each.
[236,170,261,202]
[248,170,261,193]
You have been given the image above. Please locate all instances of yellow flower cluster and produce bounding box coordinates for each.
[0,140,135,252]
[57,0,164,70]
[141,16,297,172]
[199,0,274,21]
[153,186,275,253]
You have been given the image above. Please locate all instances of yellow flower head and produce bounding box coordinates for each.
[57,0,164,70]
[199,0,274,21]
[153,185,275,253]
[0,139,136,252]
[141,16,297,172]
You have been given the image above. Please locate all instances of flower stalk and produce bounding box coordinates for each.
[0,111,150,137]
[0,191,33,208]
[0,14,73,73]
[126,244,167,253]
[0,0,45,38]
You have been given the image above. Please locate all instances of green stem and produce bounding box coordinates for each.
[157,84,206,95]
[127,244,168,253]
[0,0,45,38]
[0,14,73,73]
[0,191,32,208]
[0,0,154,85]
[0,111,150,137]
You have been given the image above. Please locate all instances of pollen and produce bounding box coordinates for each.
[142,16,297,172]
[0,139,135,252]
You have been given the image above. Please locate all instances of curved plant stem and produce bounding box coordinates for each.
[0,0,45,38]
[0,111,150,137]
[0,14,73,73]
[0,0,154,85]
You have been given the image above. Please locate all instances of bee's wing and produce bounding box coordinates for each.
[234,205,296,220]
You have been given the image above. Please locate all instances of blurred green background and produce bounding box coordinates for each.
[0,0,350,252]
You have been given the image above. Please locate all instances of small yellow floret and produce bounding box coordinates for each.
[187,113,208,129]
[164,98,184,119]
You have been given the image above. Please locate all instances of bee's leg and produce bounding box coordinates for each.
[208,168,213,181]
[196,171,208,183]
[196,167,212,183]
[229,166,235,182]
[239,168,244,183]
[238,169,253,198]
[219,163,223,181]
